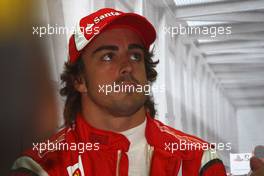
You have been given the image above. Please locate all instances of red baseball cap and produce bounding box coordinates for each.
[69,8,156,63]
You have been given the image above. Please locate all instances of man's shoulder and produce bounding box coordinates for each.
[148,118,213,159]
[148,118,227,175]
[150,118,227,174]
[11,125,77,174]
[25,125,75,157]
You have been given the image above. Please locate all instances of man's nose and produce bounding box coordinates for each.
[119,56,133,75]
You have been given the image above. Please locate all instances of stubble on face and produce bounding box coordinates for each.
[80,28,148,118]
[83,72,147,117]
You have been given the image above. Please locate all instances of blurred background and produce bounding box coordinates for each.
[0,0,263,175]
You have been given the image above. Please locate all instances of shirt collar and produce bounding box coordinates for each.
[75,113,130,152]
[74,113,165,153]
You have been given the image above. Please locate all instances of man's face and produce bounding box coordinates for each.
[79,28,148,117]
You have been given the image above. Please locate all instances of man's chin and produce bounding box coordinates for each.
[109,109,138,117]
[106,97,146,117]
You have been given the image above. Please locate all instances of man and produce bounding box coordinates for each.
[11,8,227,176]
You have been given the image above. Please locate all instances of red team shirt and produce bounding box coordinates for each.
[11,113,226,176]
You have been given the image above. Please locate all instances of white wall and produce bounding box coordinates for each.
[237,107,264,153]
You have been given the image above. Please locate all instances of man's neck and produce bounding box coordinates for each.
[81,96,146,132]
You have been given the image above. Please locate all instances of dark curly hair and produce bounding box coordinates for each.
[60,49,159,125]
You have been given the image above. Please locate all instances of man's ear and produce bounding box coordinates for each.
[74,76,88,93]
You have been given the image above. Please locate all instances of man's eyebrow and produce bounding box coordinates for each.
[128,44,145,51]
[92,45,118,55]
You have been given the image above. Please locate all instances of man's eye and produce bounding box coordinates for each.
[101,53,114,61]
[130,53,142,61]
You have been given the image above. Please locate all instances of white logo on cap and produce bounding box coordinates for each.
[94,11,121,24]
[74,11,121,51]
